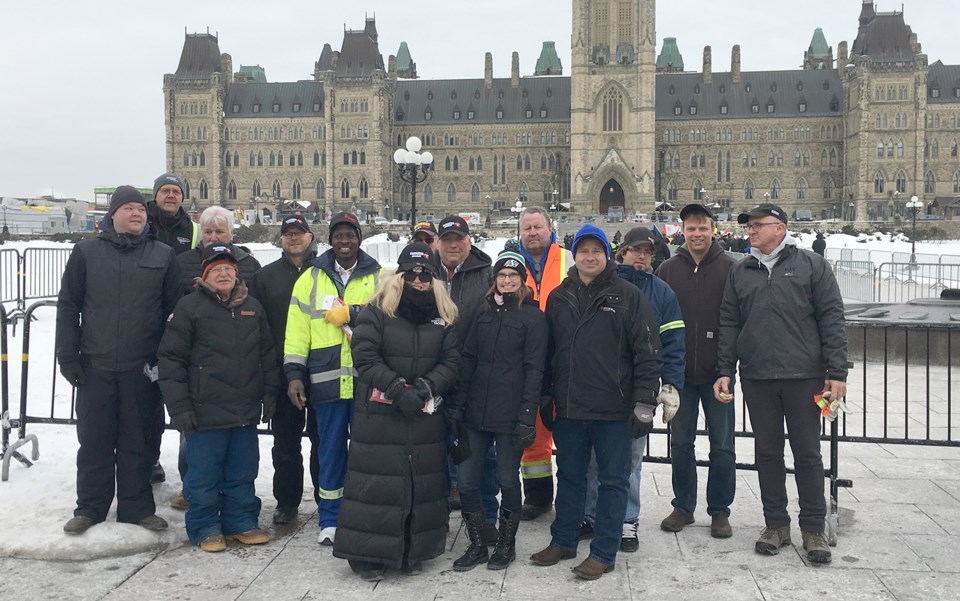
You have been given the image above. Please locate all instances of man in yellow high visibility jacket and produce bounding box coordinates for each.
[284,212,380,546]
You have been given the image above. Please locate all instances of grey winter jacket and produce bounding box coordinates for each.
[717,243,848,382]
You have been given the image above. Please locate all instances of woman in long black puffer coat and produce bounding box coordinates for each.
[448,249,548,572]
[333,242,460,581]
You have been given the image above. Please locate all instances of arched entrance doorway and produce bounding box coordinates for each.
[599,179,625,215]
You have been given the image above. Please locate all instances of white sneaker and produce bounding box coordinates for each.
[318,526,336,546]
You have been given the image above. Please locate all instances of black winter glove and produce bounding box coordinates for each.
[384,377,407,401]
[395,387,424,417]
[413,378,433,401]
[59,361,86,387]
[627,403,655,439]
[262,395,276,423]
[539,398,555,431]
[171,411,199,434]
[512,423,537,450]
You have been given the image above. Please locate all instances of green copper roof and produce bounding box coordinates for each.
[809,28,830,57]
[396,42,413,70]
[239,65,267,83]
[657,37,684,70]
[535,41,563,75]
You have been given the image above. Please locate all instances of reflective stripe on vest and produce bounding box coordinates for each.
[660,319,685,334]
[519,459,553,479]
[190,222,199,249]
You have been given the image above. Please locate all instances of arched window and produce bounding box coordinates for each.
[952,139,959,157]
[340,179,350,199]
[924,171,936,194]
[233,152,239,167]
[471,182,480,203]
[823,178,834,200]
[252,180,261,199]
[199,151,205,167]
[269,151,276,167]
[424,183,433,204]
[803,150,810,166]
[249,151,255,167]
[693,180,704,200]
[524,154,531,170]
[183,151,189,167]
[447,183,457,203]
[601,87,624,131]
[314,150,320,166]
[453,156,459,171]
[295,151,301,166]
[877,141,884,159]
[691,153,698,168]
[770,179,781,199]
[191,152,198,167]
[400,183,410,204]
[359,178,369,199]
[873,170,885,194]
[228,180,237,200]
[316,179,325,200]
[477,156,483,171]
[744,179,755,200]
[224,150,231,167]
[895,170,907,193]
[953,171,960,194]
[197,179,208,200]
[666,180,678,201]
[830,148,838,167]
[292,179,301,200]
[445,156,451,171]
[796,178,807,200]
[183,180,191,199]
[272,180,281,198]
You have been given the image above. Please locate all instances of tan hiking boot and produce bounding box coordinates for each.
[660,508,695,532]
[755,526,792,555]
[199,534,226,552]
[230,528,269,545]
[802,530,832,564]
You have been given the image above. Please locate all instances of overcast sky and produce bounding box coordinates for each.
[1,0,955,201]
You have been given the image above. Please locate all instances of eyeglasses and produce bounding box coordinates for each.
[402,267,433,283]
[744,222,782,232]
[281,230,307,239]
[623,245,654,256]
[496,272,522,281]
[414,234,435,244]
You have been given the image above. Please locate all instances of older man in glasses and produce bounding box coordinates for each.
[714,203,847,565]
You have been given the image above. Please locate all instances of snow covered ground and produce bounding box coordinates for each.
[1,229,958,562]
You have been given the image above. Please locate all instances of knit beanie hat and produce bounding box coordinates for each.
[328,211,362,244]
[493,250,527,281]
[108,186,147,217]
[571,223,612,258]
[201,243,238,280]
[153,173,185,198]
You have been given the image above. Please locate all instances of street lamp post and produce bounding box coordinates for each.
[511,199,524,239]
[906,194,922,266]
[393,136,434,235]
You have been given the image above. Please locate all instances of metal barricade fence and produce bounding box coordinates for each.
[21,248,72,305]
[0,248,20,305]
[833,260,877,302]
[875,262,960,303]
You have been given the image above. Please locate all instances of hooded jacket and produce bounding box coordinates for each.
[544,263,662,421]
[56,217,181,372]
[717,240,848,382]
[655,240,736,385]
[158,281,279,430]
[146,200,198,255]
[616,264,685,390]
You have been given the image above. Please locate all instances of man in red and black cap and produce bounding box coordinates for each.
[250,214,322,525]
[413,220,440,251]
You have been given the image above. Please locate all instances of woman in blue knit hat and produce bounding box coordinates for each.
[447,249,549,572]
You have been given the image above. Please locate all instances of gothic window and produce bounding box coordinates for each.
[743,151,750,168]
[352,151,358,165]
[877,141,885,159]
[744,179,755,200]
[340,179,350,199]
[314,150,320,167]
[445,157,451,171]
[924,171,936,194]
[293,179,302,200]
[272,180,281,198]
[250,151,256,167]
[796,178,807,200]
[821,149,828,166]
[693,181,704,201]
[768,152,775,167]
[895,170,907,193]
[667,180,678,201]
[471,182,480,203]
[477,156,483,171]
[447,183,457,203]
[795,151,802,166]
[803,150,810,166]
[252,180,261,198]
[691,153,698,169]
[829,149,837,167]
[519,182,529,203]
[224,150,230,167]
[953,171,960,194]
[290,151,296,166]
[700,153,706,168]
[424,183,433,203]
[896,140,904,158]
[602,88,624,132]
[493,155,498,184]
[770,179,781,199]
[228,180,237,200]
[199,179,208,200]
[873,170,885,194]
[359,178,369,199]
[932,140,940,158]
[953,139,959,157]
[192,152,198,167]
[316,179,325,200]
[183,151,189,167]
[823,178,834,200]
[270,151,276,167]
[454,156,459,171]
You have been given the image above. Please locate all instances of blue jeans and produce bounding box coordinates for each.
[670,382,737,517]
[312,399,353,528]
[584,435,645,525]
[551,418,632,566]
[448,438,500,522]
[457,427,522,514]
[184,425,261,545]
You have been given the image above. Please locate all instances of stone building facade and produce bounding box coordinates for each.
[162,1,960,223]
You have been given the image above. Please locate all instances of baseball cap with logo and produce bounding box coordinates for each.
[281,214,310,234]
[438,215,470,238]
[397,242,436,274]
[414,220,438,236]
[737,203,788,224]
[201,244,238,279]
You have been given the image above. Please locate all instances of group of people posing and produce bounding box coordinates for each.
[56,173,848,582]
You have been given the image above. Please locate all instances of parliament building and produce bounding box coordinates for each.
[163,0,960,223]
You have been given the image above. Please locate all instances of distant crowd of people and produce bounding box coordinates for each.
[56,174,848,580]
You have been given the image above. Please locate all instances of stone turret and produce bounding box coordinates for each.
[534,41,563,75]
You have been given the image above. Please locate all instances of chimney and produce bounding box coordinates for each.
[388,54,397,79]
[331,51,340,71]
[731,45,740,84]
[485,52,493,89]
[837,41,848,76]
[511,51,520,88]
[702,46,712,85]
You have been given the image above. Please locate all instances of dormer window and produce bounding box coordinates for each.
[313,102,321,112]
[525,109,533,118]
[424,110,432,121]
[496,109,504,119]
[273,103,280,112]
[799,102,807,113]
[253,104,261,113]
[767,103,775,113]
[293,103,301,112]
[453,110,461,120]
[232,104,240,113]
[467,110,475,120]
[689,105,698,115]
[720,104,728,115]
[931,87,941,98]
[674,105,682,116]
[751,103,759,113]
[540,108,547,118]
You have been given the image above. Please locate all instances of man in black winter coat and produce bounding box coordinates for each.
[531,224,662,580]
[176,206,261,297]
[249,215,321,525]
[147,173,199,255]
[56,186,181,536]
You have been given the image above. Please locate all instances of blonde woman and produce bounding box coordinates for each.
[333,242,460,581]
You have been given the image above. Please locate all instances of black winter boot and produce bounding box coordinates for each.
[488,508,520,570]
[453,511,489,571]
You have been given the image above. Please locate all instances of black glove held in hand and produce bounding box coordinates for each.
[413,378,433,401]
[395,387,424,417]
[627,404,655,439]
[512,423,537,450]
[384,378,407,400]
[59,361,86,387]
[171,411,199,434]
